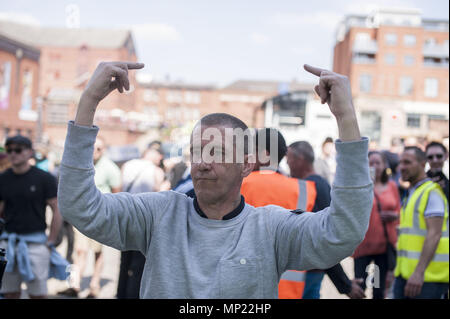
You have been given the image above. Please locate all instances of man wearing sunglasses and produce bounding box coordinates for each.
[0,135,63,298]
[426,142,449,202]
[394,146,448,298]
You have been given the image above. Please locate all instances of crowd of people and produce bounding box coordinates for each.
[0,61,448,299]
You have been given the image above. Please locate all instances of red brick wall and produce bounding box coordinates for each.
[334,24,449,103]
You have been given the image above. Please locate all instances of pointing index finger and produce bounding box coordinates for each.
[304,64,326,77]
[126,62,145,70]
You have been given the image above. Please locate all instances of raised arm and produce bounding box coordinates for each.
[75,61,144,127]
[303,64,360,142]
[271,65,372,272]
[57,61,163,254]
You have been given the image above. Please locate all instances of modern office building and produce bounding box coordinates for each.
[333,8,449,148]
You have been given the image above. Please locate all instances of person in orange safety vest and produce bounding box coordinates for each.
[241,128,315,299]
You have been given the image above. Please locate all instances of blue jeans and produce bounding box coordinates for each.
[302,271,325,299]
[393,276,448,299]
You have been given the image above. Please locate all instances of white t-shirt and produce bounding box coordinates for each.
[121,159,157,194]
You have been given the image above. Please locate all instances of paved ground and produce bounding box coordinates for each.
[47,239,120,299]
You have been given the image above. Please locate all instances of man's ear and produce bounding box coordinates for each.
[242,154,255,178]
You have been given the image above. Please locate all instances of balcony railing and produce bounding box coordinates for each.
[353,54,376,64]
[352,39,378,54]
[423,43,449,59]
[423,59,449,68]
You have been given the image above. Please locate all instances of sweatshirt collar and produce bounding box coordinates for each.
[193,195,245,220]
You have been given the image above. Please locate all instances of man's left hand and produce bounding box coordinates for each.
[404,271,424,298]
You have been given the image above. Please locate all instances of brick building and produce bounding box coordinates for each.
[333,8,449,148]
[0,20,139,150]
[0,33,40,142]
[134,79,279,146]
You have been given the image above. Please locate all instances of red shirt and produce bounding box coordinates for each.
[353,180,400,258]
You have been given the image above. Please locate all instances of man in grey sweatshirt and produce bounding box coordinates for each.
[58,62,373,298]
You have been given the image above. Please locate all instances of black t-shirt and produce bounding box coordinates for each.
[426,170,449,202]
[0,166,57,234]
[306,174,331,212]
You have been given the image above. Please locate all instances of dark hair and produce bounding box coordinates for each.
[289,141,315,164]
[404,146,427,163]
[147,141,163,155]
[368,151,389,184]
[426,141,448,155]
[255,128,287,164]
[322,137,333,147]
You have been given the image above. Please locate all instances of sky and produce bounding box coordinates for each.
[0,0,448,87]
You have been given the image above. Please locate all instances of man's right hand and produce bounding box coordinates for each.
[75,61,144,126]
[303,64,360,142]
[346,278,366,299]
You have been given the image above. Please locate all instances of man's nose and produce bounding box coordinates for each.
[198,160,212,171]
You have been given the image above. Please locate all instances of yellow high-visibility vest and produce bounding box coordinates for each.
[395,180,449,283]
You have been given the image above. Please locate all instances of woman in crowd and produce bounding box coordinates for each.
[353,151,401,299]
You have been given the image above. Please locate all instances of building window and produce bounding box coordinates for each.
[184,91,201,104]
[355,32,371,42]
[272,93,307,128]
[406,113,421,128]
[166,90,183,103]
[403,35,416,46]
[385,33,397,46]
[404,55,415,66]
[359,74,372,93]
[399,77,414,96]
[424,38,436,46]
[384,53,396,65]
[424,78,439,98]
[428,114,446,121]
[143,89,159,102]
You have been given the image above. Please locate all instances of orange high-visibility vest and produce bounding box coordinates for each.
[241,171,317,212]
[241,170,317,299]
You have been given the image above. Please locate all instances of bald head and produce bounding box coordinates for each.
[197,113,249,132]
[191,113,254,159]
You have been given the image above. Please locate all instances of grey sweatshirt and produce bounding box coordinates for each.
[58,121,373,299]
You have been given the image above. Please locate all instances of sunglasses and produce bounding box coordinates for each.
[6,147,24,154]
[427,154,444,160]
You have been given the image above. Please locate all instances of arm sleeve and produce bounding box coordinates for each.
[268,138,373,273]
[57,121,167,254]
[424,190,446,218]
[324,263,352,294]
